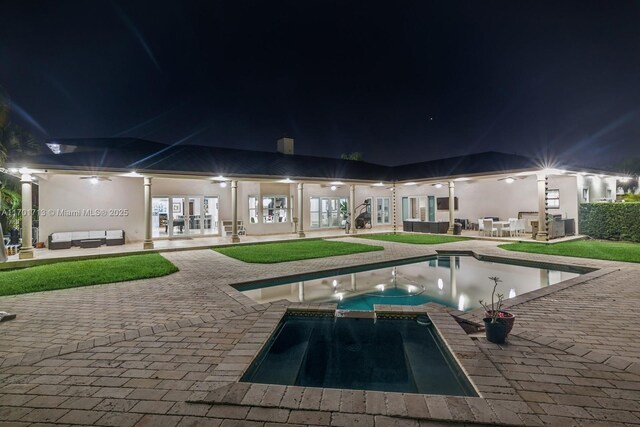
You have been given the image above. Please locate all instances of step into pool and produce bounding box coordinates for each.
[235,255,585,311]
[241,314,478,396]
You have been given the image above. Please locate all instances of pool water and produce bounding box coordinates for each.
[241,315,477,396]
[238,255,583,311]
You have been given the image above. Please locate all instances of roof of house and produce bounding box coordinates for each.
[8,137,619,182]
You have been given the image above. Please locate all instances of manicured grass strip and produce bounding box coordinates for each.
[357,233,469,245]
[0,253,179,296]
[499,240,640,263]
[213,239,383,263]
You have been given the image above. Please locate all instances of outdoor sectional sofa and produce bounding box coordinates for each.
[48,230,125,249]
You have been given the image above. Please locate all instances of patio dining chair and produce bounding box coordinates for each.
[508,218,519,237]
[482,219,497,237]
[478,218,485,233]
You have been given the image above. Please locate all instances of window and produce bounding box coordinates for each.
[546,189,560,209]
[262,195,288,223]
[248,195,259,223]
[606,188,613,200]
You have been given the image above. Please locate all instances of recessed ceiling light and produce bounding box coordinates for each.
[372,182,385,187]
[505,177,515,184]
[219,181,228,188]
[404,182,417,186]
[279,178,294,183]
[433,183,443,189]
[330,181,344,185]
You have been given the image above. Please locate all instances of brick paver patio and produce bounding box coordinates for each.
[1,236,640,426]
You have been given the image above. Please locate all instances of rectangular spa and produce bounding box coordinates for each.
[241,314,478,396]
[236,255,586,311]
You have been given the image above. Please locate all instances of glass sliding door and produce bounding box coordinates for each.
[203,197,219,234]
[376,197,390,224]
[187,197,201,234]
[403,196,427,221]
[152,198,169,237]
[153,196,219,237]
[310,198,320,228]
[310,197,348,228]
[172,197,187,235]
[402,197,409,221]
[320,198,330,227]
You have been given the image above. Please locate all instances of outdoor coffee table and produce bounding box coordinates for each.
[79,239,102,248]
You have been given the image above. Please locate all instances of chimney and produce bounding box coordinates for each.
[277,137,294,155]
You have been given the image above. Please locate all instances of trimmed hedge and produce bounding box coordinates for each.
[579,202,640,242]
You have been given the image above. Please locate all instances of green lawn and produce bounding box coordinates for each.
[0,253,179,296]
[213,239,383,263]
[357,233,469,245]
[499,240,640,263]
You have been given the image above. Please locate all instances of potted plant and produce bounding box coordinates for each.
[479,276,515,344]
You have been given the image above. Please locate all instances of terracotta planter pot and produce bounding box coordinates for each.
[484,310,515,334]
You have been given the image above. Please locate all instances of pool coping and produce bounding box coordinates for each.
[229,250,595,293]
[189,303,520,425]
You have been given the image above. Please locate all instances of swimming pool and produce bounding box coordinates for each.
[237,255,584,311]
[241,314,477,396]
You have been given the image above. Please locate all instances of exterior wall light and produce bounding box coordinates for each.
[505,177,515,184]
[330,185,337,191]
[433,183,443,188]
[220,181,228,188]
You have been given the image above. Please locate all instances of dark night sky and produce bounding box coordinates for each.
[1,1,640,167]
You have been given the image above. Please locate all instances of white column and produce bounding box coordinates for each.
[536,173,548,241]
[297,183,305,238]
[349,184,356,234]
[231,180,240,243]
[19,173,34,259]
[143,177,154,249]
[351,273,357,291]
[298,281,305,302]
[447,181,455,234]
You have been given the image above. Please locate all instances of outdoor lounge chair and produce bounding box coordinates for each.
[106,230,125,246]
[48,232,73,249]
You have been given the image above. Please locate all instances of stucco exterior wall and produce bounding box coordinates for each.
[38,175,145,244]
[36,172,589,244]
